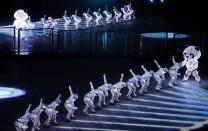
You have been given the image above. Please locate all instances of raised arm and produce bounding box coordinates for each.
[172,56,176,64]
[25,104,32,115]
[141,65,148,73]
[68,86,73,96]
[120,73,124,82]
[154,60,161,69]
[103,74,107,84]
[90,81,95,91]
[129,69,136,77]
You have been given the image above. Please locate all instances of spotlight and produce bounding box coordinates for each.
[0,87,26,99]
[160,0,164,3]
[150,0,154,3]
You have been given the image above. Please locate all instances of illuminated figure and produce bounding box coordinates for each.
[48,17,58,29]
[126,3,136,20]
[15,104,32,131]
[64,86,78,121]
[45,94,61,127]
[154,60,169,81]
[127,69,140,99]
[30,98,46,131]
[63,11,71,30]
[83,8,93,27]
[93,8,103,26]
[150,70,163,91]
[168,56,182,87]
[95,74,112,108]
[182,46,201,83]
[113,6,122,22]
[71,10,81,29]
[27,16,36,38]
[40,15,50,35]
[13,9,29,39]
[83,82,97,114]
[121,6,129,21]
[27,16,35,29]
[139,65,152,94]
[110,74,126,104]
[103,5,112,24]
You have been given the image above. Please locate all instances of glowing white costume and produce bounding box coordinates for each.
[83,8,93,27]
[150,70,163,91]
[95,74,112,108]
[63,11,71,30]
[64,86,78,121]
[45,94,61,127]
[13,9,29,39]
[30,98,46,131]
[154,60,168,81]
[168,56,182,87]
[182,46,201,83]
[113,6,122,22]
[71,10,81,29]
[26,16,36,37]
[103,6,112,24]
[40,15,50,35]
[126,3,136,20]
[127,69,140,99]
[48,17,58,30]
[139,65,152,94]
[121,6,129,21]
[110,74,126,104]
[83,82,97,114]
[93,8,103,26]
[15,104,32,131]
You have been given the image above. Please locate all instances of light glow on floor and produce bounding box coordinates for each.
[0,87,26,99]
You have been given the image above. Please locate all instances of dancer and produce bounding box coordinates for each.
[127,69,140,99]
[139,65,152,94]
[110,73,126,104]
[30,98,46,131]
[15,104,32,131]
[45,94,61,127]
[64,86,78,121]
[83,82,97,114]
[168,56,182,87]
[83,8,93,27]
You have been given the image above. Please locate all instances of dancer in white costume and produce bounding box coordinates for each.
[63,11,71,30]
[127,69,140,99]
[168,56,182,87]
[45,94,61,127]
[139,65,152,94]
[182,46,201,83]
[15,104,32,131]
[93,8,103,25]
[95,74,112,108]
[64,86,78,121]
[113,6,122,22]
[110,74,126,104]
[71,10,81,29]
[30,99,46,131]
[83,8,93,27]
[83,82,97,114]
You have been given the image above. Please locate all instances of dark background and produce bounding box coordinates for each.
[0,0,207,25]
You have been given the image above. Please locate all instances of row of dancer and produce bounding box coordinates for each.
[41,3,136,31]
[15,46,201,131]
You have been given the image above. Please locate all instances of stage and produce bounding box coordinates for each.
[0,56,208,131]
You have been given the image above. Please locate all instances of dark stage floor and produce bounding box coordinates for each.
[1,56,208,131]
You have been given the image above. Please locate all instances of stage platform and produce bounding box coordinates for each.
[0,56,208,131]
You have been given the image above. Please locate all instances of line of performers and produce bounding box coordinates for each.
[14,46,201,131]
[13,3,136,36]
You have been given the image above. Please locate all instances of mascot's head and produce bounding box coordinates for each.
[183,46,201,61]
[14,9,28,21]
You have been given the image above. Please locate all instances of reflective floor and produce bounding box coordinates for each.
[0,56,208,131]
